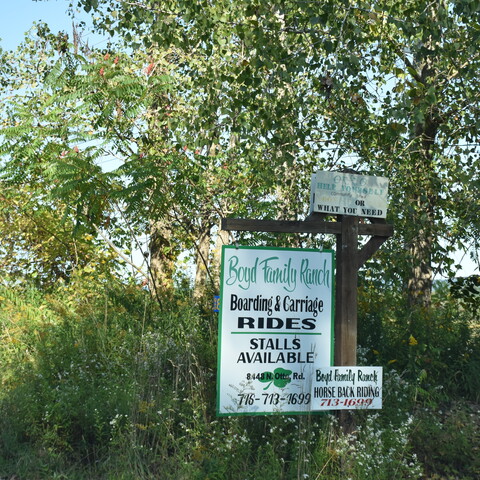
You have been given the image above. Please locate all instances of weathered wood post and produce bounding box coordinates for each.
[221,172,392,436]
[221,214,392,369]
[335,215,359,367]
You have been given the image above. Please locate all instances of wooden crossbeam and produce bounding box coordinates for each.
[221,217,393,237]
[221,214,394,368]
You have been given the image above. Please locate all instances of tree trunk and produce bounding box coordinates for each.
[275,161,303,248]
[212,225,230,292]
[407,221,434,309]
[407,112,439,309]
[193,224,212,299]
[406,2,443,310]
[149,219,177,295]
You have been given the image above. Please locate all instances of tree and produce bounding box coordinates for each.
[2,1,480,306]
[76,0,480,306]
[0,31,120,287]
[2,4,325,298]
[0,21,290,297]
[309,0,480,307]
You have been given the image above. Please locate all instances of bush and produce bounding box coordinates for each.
[411,401,480,479]
[1,276,479,479]
[358,281,480,403]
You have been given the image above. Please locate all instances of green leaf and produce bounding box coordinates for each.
[273,368,292,388]
[258,368,293,390]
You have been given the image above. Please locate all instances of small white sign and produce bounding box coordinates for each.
[311,366,383,410]
[312,171,389,218]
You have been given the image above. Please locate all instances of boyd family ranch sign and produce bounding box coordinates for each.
[217,246,333,415]
[218,171,393,416]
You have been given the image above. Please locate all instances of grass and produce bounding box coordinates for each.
[0,278,478,479]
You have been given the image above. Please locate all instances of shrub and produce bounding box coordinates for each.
[1,277,478,479]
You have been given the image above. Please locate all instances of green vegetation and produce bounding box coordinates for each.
[0,276,478,479]
[0,0,479,478]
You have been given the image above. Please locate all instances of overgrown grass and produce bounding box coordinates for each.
[0,277,478,479]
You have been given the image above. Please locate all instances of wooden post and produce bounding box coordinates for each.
[221,215,393,367]
[335,215,359,367]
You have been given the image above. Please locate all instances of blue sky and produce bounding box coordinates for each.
[0,0,96,51]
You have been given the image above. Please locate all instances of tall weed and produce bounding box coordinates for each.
[0,277,478,479]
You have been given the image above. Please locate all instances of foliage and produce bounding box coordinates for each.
[0,17,313,294]
[0,183,119,287]
[410,401,480,479]
[68,0,480,303]
[448,274,480,313]
[1,2,480,477]
[2,1,479,299]
[331,414,422,479]
[358,278,480,403]
[0,25,129,287]
[1,275,479,479]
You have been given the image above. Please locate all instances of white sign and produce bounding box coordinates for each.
[312,171,389,218]
[217,246,334,416]
[311,366,383,410]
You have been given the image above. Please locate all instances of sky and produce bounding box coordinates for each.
[0,0,100,52]
[0,1,478,279]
